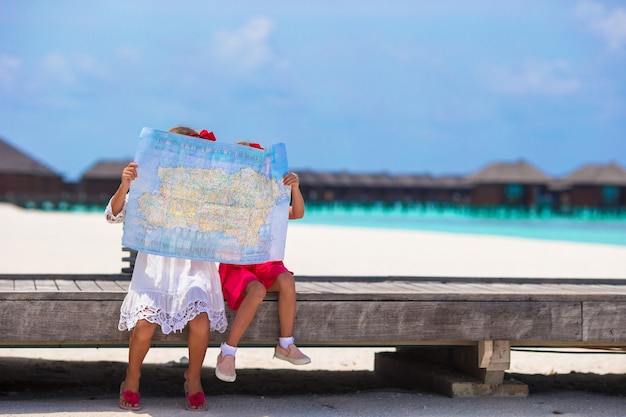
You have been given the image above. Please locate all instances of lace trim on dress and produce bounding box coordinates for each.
[119,299,228,335]
[104,195,127,224]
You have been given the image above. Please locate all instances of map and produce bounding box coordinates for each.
[122,127,291,264]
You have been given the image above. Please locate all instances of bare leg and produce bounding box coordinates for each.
[269,272,310,364]
[226,280,267,347]
[268,272,296,337]
[185,312,210,402]
[121,319,156,408]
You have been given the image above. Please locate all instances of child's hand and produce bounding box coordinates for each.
[282,172,299,188]
[121,162,138,186]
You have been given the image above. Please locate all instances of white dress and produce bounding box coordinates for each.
[105,196,227,335]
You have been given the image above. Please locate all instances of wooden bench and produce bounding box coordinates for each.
[2,272,626,397]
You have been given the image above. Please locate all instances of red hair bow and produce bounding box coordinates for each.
[249,142,264,150]
[197,130,216,141]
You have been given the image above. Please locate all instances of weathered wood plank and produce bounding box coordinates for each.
[294,281,327,293]
[363,282,416,293]
[294,301,581,343]
[34,279,58,291]
[13,279,35,291]
[73,280,102,292]
[0,299,583,346]
[0,292,125,301]
[4,280,626,302]
[583,301,626,342]
[301,281,341,293]
[114,280,130,291]
[95,280,124,291]
[0,279,14,291]
[0,274,130,281]
[3,274,626,350]
[313,280,360,293]
[54,280,82,292]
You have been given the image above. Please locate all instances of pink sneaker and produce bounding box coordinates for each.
[215,353,236,382]
[274,344,311,365]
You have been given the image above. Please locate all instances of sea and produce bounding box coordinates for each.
[298,203,626,247]
[38,201,626,247]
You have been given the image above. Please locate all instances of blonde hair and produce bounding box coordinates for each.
[235,140,251,146]
[169,126,198,136]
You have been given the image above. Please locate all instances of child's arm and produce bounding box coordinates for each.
[110,162,138,217]
[283,172,304,220]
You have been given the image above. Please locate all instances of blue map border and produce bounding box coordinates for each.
[122,127,290,263]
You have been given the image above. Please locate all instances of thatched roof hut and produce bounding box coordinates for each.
[559,162,626,208]
[561,162,626,186]
[466,160,550,184]
[76,159,132,202]
[0,137,63,201]
[465,160,551,207]
[295,169,470,204]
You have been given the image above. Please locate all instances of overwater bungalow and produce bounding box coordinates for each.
[465,160,551,208]
[298,170,352,202]
[75,160,133,204]
[297,170,470,205]
[2,135,624,214]
[0,137,64,205]
[558,162,626,209]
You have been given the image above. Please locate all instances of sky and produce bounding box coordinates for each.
[0,1,625,181]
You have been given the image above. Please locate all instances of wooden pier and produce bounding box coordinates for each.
[2,274,626,397]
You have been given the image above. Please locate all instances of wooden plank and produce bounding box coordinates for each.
[34,280,58,291]
[296,300,581,343]
[0,274,130,281]
[294,281,324,293]
[478,340,493,368]
[316,281,362,293]
[13,280,35,291]
[0,278,612,304]
[55,280,82,292]
[583,301,626,342]
[114,280,130,291]
[0,292,125,301]
[4,274,626,350]
[0,279,14,291]
[486,340,511,371]
[450,342,509,385]
[0,299,583,346]
[364,281,417,293]
[408,282,454,293]
[237,300,583,344]
[74,280,102,292]
[95,280,125,292]
[0,299,132,345]
[302,281,343,293]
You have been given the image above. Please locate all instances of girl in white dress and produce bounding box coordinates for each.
[106,126,227,412]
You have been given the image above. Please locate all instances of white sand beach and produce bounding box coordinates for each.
[1,202,625,279]
[1,202,626,416]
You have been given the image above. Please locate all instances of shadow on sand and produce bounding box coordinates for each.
[1,357,625,401]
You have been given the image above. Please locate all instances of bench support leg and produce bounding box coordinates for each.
[374,341,528,397]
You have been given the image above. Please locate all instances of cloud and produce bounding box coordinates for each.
[9,52,114,110]
[41,52,111,86]
[114,46,142,64]
[485,60,581,96]
[575,1,626,51]
[43,53,76,85]
[212,17,288,73]
[0,54,21,90]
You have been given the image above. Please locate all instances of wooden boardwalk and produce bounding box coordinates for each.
[3,274,626,396]
[2,274,626,348]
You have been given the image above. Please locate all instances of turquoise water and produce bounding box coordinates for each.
[299,204,626,247]
[26,201,626,247]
